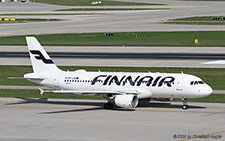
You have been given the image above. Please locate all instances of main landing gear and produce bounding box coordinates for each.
[103,98,114,110]
[182,98,189,110]
[104,103,114,109]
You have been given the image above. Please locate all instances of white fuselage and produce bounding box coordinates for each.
[28,70,213,99]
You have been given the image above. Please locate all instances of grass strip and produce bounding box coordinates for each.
[165,21,225,25]
[172,94,225,103]
[0,18,60,24]
[30,0,161,6]
[0,13,104,16]
[1,65,225,90]
[0,89,224,103]
[1,31,225,46]
[171,16,221,21]
[165,16,225,25]
[0,89,104,99]
[182,0,225,1]
[56,8,169,11]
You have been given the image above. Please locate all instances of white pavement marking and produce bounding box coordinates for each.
[202,60,225,64]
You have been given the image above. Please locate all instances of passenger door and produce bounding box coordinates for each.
[176,77,183,91]
[54,74,60,88]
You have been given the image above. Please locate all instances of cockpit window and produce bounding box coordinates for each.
[190,81,204,85]
[198,81,204,84]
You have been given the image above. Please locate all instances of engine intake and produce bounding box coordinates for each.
[114,95,138,108]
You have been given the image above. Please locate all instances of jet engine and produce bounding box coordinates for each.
[114,95,138,108]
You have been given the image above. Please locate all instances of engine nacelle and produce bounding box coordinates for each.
[153,98,173,101]
[114,95,138,108]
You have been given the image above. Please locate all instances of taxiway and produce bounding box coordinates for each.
[0,46,224,68]
[0,97,225,141]
[0,0,225,36]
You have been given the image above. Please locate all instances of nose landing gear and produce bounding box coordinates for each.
[182,98,189,110]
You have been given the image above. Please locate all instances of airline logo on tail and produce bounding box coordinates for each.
[30,50,54,64]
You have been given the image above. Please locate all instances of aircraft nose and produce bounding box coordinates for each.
[200,84,213,97]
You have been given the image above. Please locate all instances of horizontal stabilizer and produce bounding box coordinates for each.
[24,73,44,80]
[7,77,25,79]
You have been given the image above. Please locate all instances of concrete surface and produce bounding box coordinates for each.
[0,97,224,141]
[0,0,225,35]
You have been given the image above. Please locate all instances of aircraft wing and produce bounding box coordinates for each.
[40,88,139,96]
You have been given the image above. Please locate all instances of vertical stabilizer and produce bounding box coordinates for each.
[26,37,61,73]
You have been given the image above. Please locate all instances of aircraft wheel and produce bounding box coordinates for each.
[182,105,189,110]
[104,103,114,110]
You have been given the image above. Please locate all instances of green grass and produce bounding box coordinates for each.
[0,66,37,86]
[2,65,225,90]
[165,16,225,25]
[165,21,225,25]
[0,89,224,103]
[0,18,60,24]
[31,0,160,6]
[1,31,225,46]
[0,13,104,16]
[173,94,225,103]
[0,89,104,99]
[180,0,225,1]
[56,8,168,11]
[174,16,219,21]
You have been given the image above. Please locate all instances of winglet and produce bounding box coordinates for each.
[39,88,44,96]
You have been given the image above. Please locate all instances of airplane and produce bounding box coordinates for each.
[23,37,213,110]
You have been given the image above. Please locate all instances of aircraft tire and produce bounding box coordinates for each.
[104,103,114,109]
[182,105,189,110]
